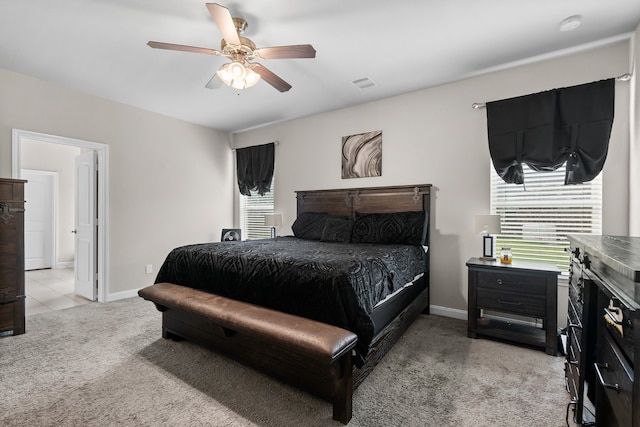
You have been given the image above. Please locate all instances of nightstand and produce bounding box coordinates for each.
[466,257,560,355]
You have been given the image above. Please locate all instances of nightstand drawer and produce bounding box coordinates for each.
[476,271,547,295]
[477,289,546,317]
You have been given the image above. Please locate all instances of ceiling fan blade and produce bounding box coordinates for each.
[147,41,222,56]
[255,44,316,59]
[205,73,223,89]
[249,63,292,92]
[206,3,241,46]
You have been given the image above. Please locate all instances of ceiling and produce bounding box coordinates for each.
[1,1,640,133]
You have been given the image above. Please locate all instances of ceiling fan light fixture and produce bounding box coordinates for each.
[244,67,261,87]
[228,61,246,79]
[217,62,261,90]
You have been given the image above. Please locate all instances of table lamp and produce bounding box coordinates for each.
[474,215,501,261]
[264,213,282,238]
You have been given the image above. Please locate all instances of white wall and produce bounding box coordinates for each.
[232,41,632,318]
[0,68,233,298]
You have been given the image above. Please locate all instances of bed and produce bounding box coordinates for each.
[139,184,431,423]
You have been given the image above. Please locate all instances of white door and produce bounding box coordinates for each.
[74,151,97,300]
[23,170,56,270]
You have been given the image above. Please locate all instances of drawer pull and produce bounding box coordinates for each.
[594,362,619,392]
[0,202,12,224]
[496,279,524,286]
[496,298,523,307]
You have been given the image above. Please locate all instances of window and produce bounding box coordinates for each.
[239,180,274,240]
[490,163,602,274]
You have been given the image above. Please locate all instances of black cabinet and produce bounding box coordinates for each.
[0,178,27,337]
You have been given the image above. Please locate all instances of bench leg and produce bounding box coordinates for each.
[332,353,353,424]
[161,326,184,341]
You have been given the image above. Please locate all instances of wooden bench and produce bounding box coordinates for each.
[138,282,358,424]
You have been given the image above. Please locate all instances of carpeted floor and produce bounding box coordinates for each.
[0,297,574,426]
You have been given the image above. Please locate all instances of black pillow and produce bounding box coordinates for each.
[291,212,328,240]
[351,211,426,245]
[321,218,353,243]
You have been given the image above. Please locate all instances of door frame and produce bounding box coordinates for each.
[11,129,109,303]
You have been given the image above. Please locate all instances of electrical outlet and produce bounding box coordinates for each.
[145,264,153,274]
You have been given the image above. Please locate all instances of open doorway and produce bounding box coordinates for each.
[12,129,109,304]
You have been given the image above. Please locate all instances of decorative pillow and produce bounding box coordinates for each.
[291,212,328,240]
[320,218,353,243]
[351,211,426,245]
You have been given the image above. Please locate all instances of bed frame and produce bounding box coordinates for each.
[295,184,432,385]
[139,184,431,424]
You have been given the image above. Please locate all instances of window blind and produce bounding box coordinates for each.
[490,163,602,274]
[239,180,275,240]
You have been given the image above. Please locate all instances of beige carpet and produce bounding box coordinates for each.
[0,297,573,426]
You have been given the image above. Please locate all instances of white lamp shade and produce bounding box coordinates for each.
[474,215,501,234]
[264,213,282,227]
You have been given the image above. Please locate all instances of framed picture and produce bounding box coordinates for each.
[221,228,242,242]
[341,130,382,179]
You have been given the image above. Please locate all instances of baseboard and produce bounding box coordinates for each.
[106,288,142,302]
[55,261,73,269]
[429,305,467,320]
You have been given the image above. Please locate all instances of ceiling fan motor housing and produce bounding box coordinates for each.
[221,36,257,62]
[232,17,248,34]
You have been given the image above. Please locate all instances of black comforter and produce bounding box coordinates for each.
[155,236,426,359]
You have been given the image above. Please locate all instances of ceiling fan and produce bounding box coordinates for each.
[147,3,316,92]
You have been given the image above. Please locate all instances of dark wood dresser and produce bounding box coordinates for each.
[566,235,640,426]
[467,257,560,355]
[0,178,27,337]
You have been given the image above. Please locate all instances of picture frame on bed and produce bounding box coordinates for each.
[221,228,241,242]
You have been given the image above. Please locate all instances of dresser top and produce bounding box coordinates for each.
[466,257,561,274]
[567,235,640,283]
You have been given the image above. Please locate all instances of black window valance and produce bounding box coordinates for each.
[486,78,615,185]
[236,142,275,196]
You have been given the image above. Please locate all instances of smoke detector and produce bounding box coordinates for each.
[560,15,582,32]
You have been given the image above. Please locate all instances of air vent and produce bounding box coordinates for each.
[352,77,377,90]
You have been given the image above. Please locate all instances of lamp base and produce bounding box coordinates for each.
[482,235,494,260]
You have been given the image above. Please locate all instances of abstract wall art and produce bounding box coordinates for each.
[341,130,382,179]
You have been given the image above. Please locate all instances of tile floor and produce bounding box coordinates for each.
[25,268,93,316]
